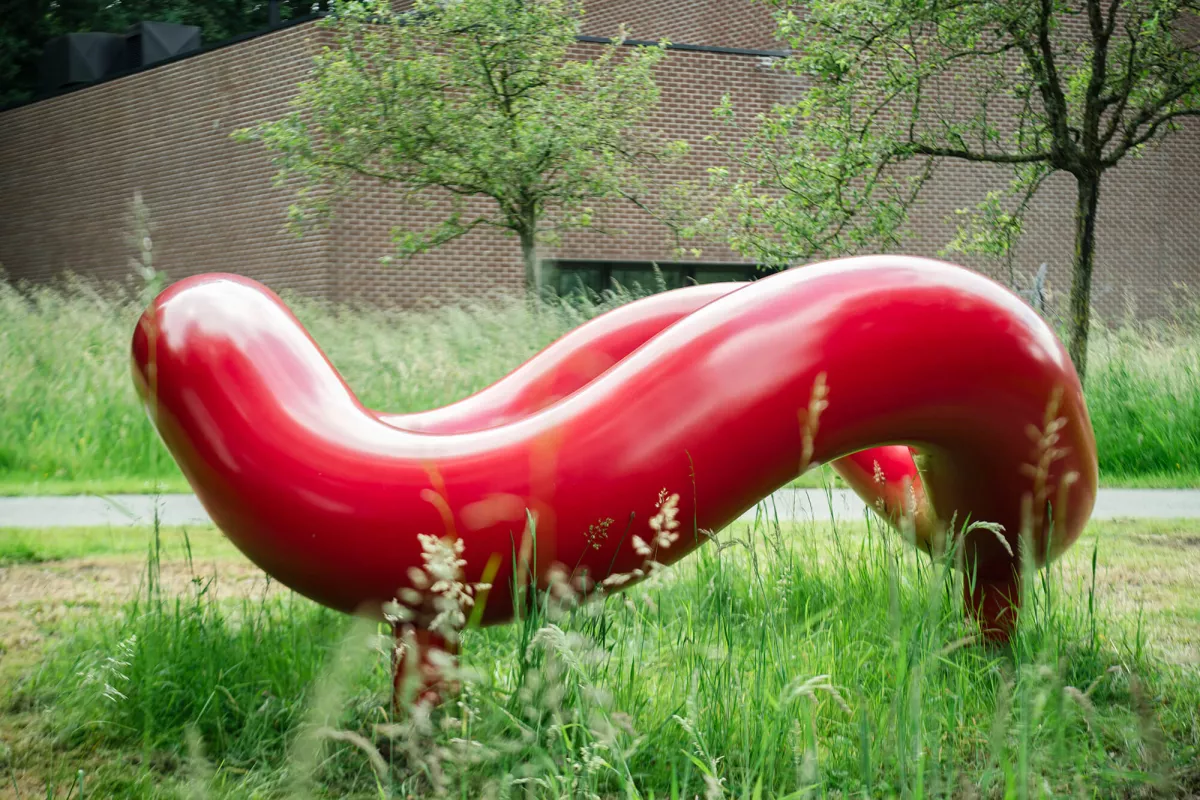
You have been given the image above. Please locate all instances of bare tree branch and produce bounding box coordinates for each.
[1107,75,1200,162]
[1104,106,1200,164]
[909,144,1052,163]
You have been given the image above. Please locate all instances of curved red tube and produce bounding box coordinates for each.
[378,282,750,433]
[131,256,1098,662]
[375,284,936,553]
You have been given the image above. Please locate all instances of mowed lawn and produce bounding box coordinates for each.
[1,513,1198,798]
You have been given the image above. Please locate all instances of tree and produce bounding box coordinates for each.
[703,0,1200,380]
[237,0,683,291]
[0,0,328,107]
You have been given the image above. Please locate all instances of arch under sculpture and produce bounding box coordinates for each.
[130,255,1098,702]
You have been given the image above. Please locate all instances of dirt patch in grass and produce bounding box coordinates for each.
[1126,533,1200,548]
[2,520,1199,671]
[1044,524,1200,665]
[0,772,45,800]
[0,556,277,674]
[0,556,297,800]
[0,557,268,607]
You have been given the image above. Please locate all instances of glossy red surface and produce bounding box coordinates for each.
[377,281,748,434]
[374,285,938,549]
[131,255,1098,655]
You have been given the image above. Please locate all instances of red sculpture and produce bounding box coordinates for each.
[131,255,1098,699]
[372,282,936,557]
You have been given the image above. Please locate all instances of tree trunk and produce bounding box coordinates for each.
[519,224,540,294]
[1068,170,1101,382]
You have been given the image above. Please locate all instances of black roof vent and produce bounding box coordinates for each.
[125,21,202,69]
[39,32,127,93]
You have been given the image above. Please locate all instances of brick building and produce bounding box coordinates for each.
[1,0,1198,318]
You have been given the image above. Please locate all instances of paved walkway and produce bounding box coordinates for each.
[3,488,1200,529]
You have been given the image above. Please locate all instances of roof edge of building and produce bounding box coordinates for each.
[1,13,324,115]
[2,16,790,116]
[578,34,788,59]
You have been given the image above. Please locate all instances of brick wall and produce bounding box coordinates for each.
[903,138,1200,323]
[0,22,336,297]
[579,0,782,51]
[331,44,793,306]
[1,1,1198,318]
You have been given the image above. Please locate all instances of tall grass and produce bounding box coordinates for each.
[1087,322,1200,481]
[0,275,643,485]
[2,274,1200,485]
[10,508,1199,797]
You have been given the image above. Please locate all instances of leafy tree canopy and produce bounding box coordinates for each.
[700,0,1200,379]
[239,0,684,289]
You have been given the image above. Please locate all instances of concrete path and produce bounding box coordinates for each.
[3,488,1200,529]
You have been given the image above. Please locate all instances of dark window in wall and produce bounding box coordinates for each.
[545,260,774,297]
